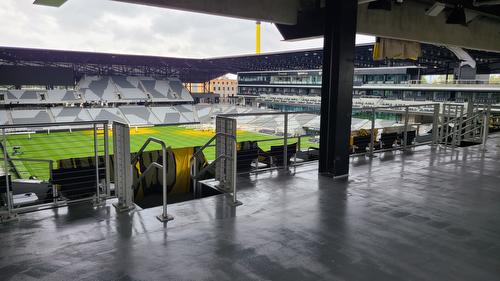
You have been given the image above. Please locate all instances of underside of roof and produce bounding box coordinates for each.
[112,0,500,52]
[1,43,499,84]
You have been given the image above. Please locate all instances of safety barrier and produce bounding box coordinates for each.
[437,102,491,149]
[213,105,440,174]
[190,131,241,206]
[0,120,110,222]
[131,137,174,222]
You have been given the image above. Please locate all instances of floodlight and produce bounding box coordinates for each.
[33,0,67,7]
[425,2,446,16]
[446,5,467,25]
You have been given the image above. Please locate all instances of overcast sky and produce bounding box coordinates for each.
[0,0,375,58]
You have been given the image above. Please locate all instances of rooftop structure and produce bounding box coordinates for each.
[1,1,500,280]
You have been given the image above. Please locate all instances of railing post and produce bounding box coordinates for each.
[467,101,474,140]
[432,104,440,145]
[369,108,376,157]
[231,137,240,206]
[444,105,450,146]
[93,123,101,206]
[192,155,198,198]
[482,105,490,151]
[104,122,111,197]
[1,128,16,222]
[403,106,409,150]
[49,160,58,205]
[456,105,464,146]
[451,117,457,148]
[283,112,288,170]
[157,143,174,222]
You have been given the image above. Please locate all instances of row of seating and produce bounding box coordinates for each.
[235,131,419,173]
[0,105,198,126]
[351,131,417,153]
[0,76,193,104]
[0,104,275,127]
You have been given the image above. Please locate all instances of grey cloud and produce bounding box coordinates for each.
[0,0,373,57]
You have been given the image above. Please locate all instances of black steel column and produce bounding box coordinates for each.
[318,0,358,177]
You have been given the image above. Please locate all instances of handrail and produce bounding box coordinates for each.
[460,112,483,124]
[190,132,236,161]
[132,162,162,189]
[440,116,462,127]
[460,127,482,138]
[190,132,239,205]
[0,157,53,163]
[0,120,108,129]
[131,137,173,222]
[131,137,167,165]
[192,155,226,180]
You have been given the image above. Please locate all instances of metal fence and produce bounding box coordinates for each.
[0,103,492,221]
[0,120,110,220]
[216,103,441,174]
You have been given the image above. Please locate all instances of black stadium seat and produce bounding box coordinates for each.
[351,135,371,154]
[379,132,398,149]
[237,146,260,172]
[259,143,297,167]
[399,130,417,146]
[0,174,11,206]
[52,166,106,200]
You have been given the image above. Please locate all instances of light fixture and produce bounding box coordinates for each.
[446,5,467,25]
[425,2,446,16]
[368,0,392,10]
[33,0,67,7]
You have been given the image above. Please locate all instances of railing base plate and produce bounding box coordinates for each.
[156,214,174,222]
[229,200,243,207]
[93,198,107,208]
[112,203,135,213]
[0,213,19,223]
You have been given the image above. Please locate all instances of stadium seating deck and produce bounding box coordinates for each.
[2,135,500,280]
[149,106,182,124]
[51,107,93,123]
[0,75,194,105]
[0,110,10,125]
[174,104,198,123]
[119,105,161,125]
[111,76,148,100]
[10,109,53,124]
[46,90,81,103]
[87,108,129,124]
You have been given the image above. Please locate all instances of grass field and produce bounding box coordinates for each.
[3,125,318,180]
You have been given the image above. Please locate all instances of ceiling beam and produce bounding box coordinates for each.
[357,1,500,52]
[113,0,299,24]
[278,1,500,52]
[33,0,67,7]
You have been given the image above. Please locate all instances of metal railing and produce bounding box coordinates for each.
[0,120,110,222]
[190,132,240,206]
[353,103,440,157]
[207,107,441,176]
[132,137,173,222]
[407,79,500,85]
[436,103,491,148]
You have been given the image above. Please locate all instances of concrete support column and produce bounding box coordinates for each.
[318,0,357,177]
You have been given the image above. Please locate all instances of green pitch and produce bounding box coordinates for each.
[4,125,319,180]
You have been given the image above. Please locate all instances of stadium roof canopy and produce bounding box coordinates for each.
[1,43,499,84]
[107,0,500,52]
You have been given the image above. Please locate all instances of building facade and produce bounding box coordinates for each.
[184,74,237,104]
[210,75,238,103]
[237,67,500,110]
